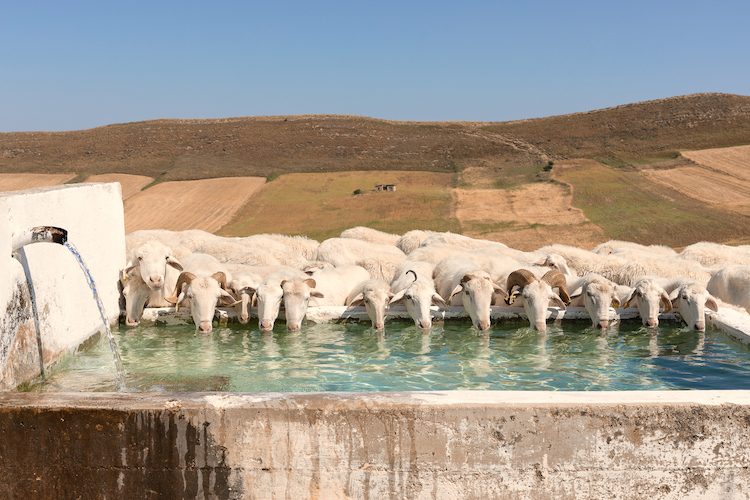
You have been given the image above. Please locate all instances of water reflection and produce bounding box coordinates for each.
[24,319,750,393]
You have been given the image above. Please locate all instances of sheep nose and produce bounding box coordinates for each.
[260,321,273,331]
[287,322,301,331]
[239,314,249,324]
[476,320,490,331]
[125,317,139,327]
[597,320,609,330]
[644,319,658,328]
[694,321,706,331]
[418,319,431,330]
[373,322,385,330]
[533,322,547,331]
[198,321,213,333]
[149,275,163,286]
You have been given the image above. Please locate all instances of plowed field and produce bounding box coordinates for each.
[643,145,750,216]
[85,174,153,200]
[0,173,76,192]
[123,177,266,233]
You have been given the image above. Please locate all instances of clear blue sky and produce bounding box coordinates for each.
[2,1,748,132]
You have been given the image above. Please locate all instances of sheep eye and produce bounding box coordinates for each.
[464,290,470,296]
[636,292,642,297]
[682,294,688,300]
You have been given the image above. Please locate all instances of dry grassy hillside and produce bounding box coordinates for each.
[2,93,748,183]
[2,93,750,248]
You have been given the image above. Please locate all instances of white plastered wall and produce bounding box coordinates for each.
[0,183,125,389]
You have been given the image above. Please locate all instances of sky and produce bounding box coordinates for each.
[1,0,749,132]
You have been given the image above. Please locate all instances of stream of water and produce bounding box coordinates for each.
[64,242,127,391]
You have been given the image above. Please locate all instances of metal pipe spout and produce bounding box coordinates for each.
[11,226,68,253]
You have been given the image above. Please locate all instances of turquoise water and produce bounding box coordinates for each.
[27,320,750,392]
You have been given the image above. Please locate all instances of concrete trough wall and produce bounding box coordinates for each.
[1,391,750,499]
[0,183,124,390]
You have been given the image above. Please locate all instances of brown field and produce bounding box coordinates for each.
[681,145,750,181]
[123,177,265,233]
[84,173,153,200]
[642,145,750,216]
[452,184,605,250]
[218,171,460,241]
[2,93,750,245]
[0,173,76,192]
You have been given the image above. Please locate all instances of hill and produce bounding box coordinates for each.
[2,93,750,249]
[2,93,748,185]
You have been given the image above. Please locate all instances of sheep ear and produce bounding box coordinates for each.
[493,283,506,296]
[449,284,463,302]
[550,293,567,310]
[390,289,407,306]
[167,256,183,271]
[251,292,258,307]
[611,299,620,309]
[662,292,673,312]
[304,278,317,289]
[220,289,240,307]
[706,296,719,312]
[432,293,450,310]
[623,289,638,308]
[311,291,325,299]
[347,292,365,307]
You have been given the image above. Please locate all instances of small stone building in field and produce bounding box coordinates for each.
[375,184,397,192]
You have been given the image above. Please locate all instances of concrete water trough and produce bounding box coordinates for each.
[2,183,750,499]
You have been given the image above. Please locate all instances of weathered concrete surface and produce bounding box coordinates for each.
[0,183,125,390]
[1,391,749,499]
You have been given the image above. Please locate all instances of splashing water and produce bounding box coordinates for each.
[65,241,127,390]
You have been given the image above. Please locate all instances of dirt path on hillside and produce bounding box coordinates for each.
[123,177,266,233]
[452,182,606,250]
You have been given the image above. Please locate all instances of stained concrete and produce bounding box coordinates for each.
[0,183,125,390]
[1,391,749,499]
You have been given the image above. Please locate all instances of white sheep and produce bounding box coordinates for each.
[346,278,394,330]
[419,232,507,251]
[127,229,220,251]
[227,271,264,324]
[253,268,316,331]
[122,239,184,318]
[706,265,750,314]
[622,277,672,329]
[566,274,620,329]
[592,240,676,256]
[389,261,450,330]
[406,244,474,265]
[396,229,437,255]
[504,269,569,331]
[195,239,281,267]
[434,256,504,331]
[660,278,719,331]
[340,226,400,246]
[535,244,628,282]
[314,238,406,269]
[260,233,320,260]
[677,242,750,268]
[235,234,311,268]
[308,265,371,307]
[164,253,237,333]
[120,272,151,327]
[612,257,715,287]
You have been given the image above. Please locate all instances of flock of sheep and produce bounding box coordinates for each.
[121,226,750,334]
